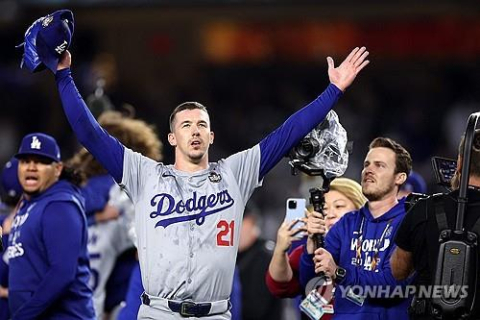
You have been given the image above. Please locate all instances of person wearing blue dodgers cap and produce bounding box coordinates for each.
[6,133,95,319]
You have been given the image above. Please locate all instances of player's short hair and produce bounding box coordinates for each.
[458,129,480,177]
[369,137,412,176]
[169,102,209,132]
[69,110,163,178]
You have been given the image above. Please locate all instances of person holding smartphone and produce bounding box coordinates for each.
[266,178,366,300]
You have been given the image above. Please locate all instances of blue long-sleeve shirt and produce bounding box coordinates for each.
[55,68,342,183]
[7,180,95,320]
[299,200,411,320]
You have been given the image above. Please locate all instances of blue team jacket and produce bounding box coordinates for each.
[7,180,95,320]
[300,200,411,320]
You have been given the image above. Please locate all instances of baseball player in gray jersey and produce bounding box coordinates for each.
[53,46,369,319]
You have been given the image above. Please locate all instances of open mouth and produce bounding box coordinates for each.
[24,176,39,186]
[363,177,375,184]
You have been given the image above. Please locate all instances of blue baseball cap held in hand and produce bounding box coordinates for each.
[15,133,61,163]
[18,9,74,73]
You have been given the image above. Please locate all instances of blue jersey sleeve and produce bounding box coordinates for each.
[258,84,342,180]
[12,202,86,319]
[56,69,125,183]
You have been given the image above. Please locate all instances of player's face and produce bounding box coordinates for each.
[361,147,404,202]
[169,108,214,164]
[324,190,356,230]
[17,155,62,198]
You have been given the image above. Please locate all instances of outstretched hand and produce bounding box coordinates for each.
[57,50,72,71]
[328,46,369,92]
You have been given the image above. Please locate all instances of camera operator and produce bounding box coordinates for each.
[391,129,480,320]
[299,137,413,320]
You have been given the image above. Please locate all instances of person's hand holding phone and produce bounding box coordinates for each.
[306,210,327,254]
[275,219,307,254]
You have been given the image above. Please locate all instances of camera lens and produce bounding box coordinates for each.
[288,200,297,209]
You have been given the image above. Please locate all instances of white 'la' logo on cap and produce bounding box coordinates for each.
[31,136,41,150]
[55,40,68,54]
[42,15,53,28]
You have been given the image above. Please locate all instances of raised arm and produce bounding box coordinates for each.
[258,47,369,180]
[268,220,305,282]
[55,51,125,183]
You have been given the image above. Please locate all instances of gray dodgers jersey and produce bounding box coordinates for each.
[120,145,261,302]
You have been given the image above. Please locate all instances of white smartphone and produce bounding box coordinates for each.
[285,198,307,238]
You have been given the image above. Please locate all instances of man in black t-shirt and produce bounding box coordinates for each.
[390,129,480,320]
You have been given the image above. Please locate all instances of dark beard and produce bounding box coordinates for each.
[363,183,396,202]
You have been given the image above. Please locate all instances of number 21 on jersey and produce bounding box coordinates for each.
[217,220,234,246]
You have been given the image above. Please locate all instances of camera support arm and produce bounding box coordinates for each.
[309,175,333,249]
[456,112,480,231]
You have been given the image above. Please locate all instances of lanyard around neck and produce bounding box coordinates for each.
[354,217,394,271]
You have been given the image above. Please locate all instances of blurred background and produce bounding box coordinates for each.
[1,0,480,238]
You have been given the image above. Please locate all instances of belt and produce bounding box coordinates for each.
[141,292,230,317]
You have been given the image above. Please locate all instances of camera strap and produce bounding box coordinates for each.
[434,196,480,236]
[434,200,448,231]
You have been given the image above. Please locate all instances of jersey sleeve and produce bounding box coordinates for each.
[55,68,125,183]
[223,144,262,204]
[258,84,342,179]
[120,147,159,202]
